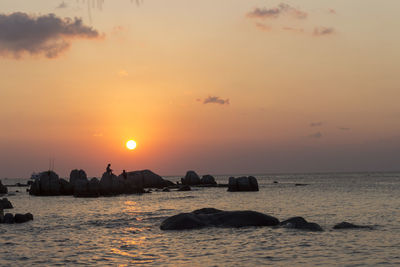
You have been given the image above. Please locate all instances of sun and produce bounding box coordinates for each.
[126,140,137,150]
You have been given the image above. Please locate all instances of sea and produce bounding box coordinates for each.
[0,172,399,266]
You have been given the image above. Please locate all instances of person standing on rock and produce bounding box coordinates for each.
[106,164,113,175]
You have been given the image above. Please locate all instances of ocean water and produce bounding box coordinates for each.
[1,173,399,266]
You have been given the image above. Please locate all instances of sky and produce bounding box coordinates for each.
[1,0,400,178]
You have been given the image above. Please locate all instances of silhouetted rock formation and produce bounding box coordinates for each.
[0,198,13,209]
[3,213,14,224]
[333,222,374,230]
[178,185,191,191]
[181,171,201,185]
[29,171,61,196]
[125,169,173,189]
[200,175,217,185]
[14,213,33,223]
[228,176,259,192]
[0,180,8,194]
[280,217,323,231]
[160,208,279,230]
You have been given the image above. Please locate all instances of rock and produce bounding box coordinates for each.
[228,176,259,192]
[295,183,308,186]
[29,171,61,196]
[69,169,88,186]
[117,174,145,194]
[200,175,217,185]
[160,208,279,230]
[14,213,33,223]
[60,178,73,195]
[333,222,374,230]
[0,198,13,209]
[99,172,119,195]
[0,180,7,194]
[181,171,201,185]
[162,187,170,192]
[87,178,100,196]
[178,185,191,191]
[4,213,14,224]
[125,170,173,189]
[280,217,323,231]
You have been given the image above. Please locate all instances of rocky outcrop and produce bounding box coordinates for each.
[280,217,323,231]
[333,222,374,230]
[228,176,259,192]
[3,213,14,224]
[0,180,7,194]
[60,178,73,195]
[0,198,13,209]
[125,170,173,189]
[181,171,201,185]
[14,213,34,223]
[178,185,191,191]
[29,171,61,196]
[160,208,280,230]
[200,175,217,185]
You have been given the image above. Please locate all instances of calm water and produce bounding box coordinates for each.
[1,173,399,266]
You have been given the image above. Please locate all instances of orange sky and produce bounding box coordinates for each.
[1,0,400,177]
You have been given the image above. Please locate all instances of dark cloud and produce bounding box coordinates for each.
[203,96,230,105]
[0,12,101,58]
[310,122,323,127]
[309,132,323,139]
[246,3,308,20]
[313,27,335,36]
[56,2,68,9]
[338,127,350,131]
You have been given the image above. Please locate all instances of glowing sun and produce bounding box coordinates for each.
[126,140,137,150]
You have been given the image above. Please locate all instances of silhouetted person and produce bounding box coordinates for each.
[122,170,127,179]
[106,164,113,175]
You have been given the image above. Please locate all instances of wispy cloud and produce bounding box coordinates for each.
[313,27,335,36]
[255,23,271,32]
[282,27,304,33]
[118,70,129,77]
[0,12,101,59]
[309,132,323,139]
[202,96,230,105]
[310,122,323,127]
[56,2,68,9]
[247,3,308,20]
[328,8,337,15]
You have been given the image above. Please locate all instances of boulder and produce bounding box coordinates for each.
[181,171,201,185]
[60,179,73,195]
[99,172,119,195]
[69,169,88,186]
[228,176,259,192]
[0,198,13,209]
[162,187,170,192]
[87,178,100,196]
[200,175,217,185]
[178,185,191,191]
[160,208,279,230]
[4,213,14,224]
[333,222,374,230]
[117,174,145,194]
[29,171,61,196]
[14,213,33,223]
[280,217,323,231]
[0,180,7,194]
[125,170,173,189]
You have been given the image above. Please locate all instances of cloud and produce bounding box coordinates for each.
[118,70,129,77]
[309,132,323,139]
[0,12,101,59]
[56,2,68,9]
[246,3,308,20]
[310,122,323,127]
[328,9,336,15]
[338,127,350,131]
[282,27,304,33]
[203,96,230,105]
[313,27,335,36]
[255,23,271,32]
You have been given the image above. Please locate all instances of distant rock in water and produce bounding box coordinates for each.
[228,176,259,192]
[0,198,13,209]
[181,171,201,185]
[160,208,279,230]
[178,185,191,191]
[333,222,374,230]
[125,169,173,189]
[0,180,8,194]
[200,175,217,185]
[29,171,61,196]
[14,213,33,223]
[280,216,323,231]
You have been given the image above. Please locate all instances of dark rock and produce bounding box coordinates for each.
[228,176,259,192]
[0,180,8,194]
[160,208,279,230]
[295,183,308,186]
[181,171,201,185]
[162,187,170,192]
[87,178,100,196]
[125,169,173,189]
[14,213,34,223]
[29,171,61,196]
[60,178,73,195]
[178,185,191,191]
[280,216,323,231]
[69,169,88,186]
[273,181,278,184]
[0,198,13,209]
[200,175,217,185]
[4,213,14,224]
[333,222,374,230]
[27,181,33,186]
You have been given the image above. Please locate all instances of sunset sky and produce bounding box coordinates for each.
[1,0,400,178]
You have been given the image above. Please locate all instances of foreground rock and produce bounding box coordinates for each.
[0,180,7,194]
[0,198,13,209]
[126,170,174,189]
[14,213,34,223]
[228,176,259,192]
[160,208,279,230]
[280,217,323,231]
[333,222,374,230]
[29,171,61,196]
[181,171,201,185]
[200,175,217,185]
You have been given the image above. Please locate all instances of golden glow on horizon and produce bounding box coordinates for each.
[126,140,137,150]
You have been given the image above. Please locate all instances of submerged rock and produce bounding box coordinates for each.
[160,208,279,230]
[0,180,7,194]
[228,176,259,192]
[178,185,191,191]
[333,222,374,230]
[14,213,33,223]
[280,216,323,231]
[181,171,201,185]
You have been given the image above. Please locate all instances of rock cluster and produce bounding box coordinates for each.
[181,171,217,186]
[0,180,7,194]
[228,176,259,192]
[29,169,173,197]
[0,198,33,224]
